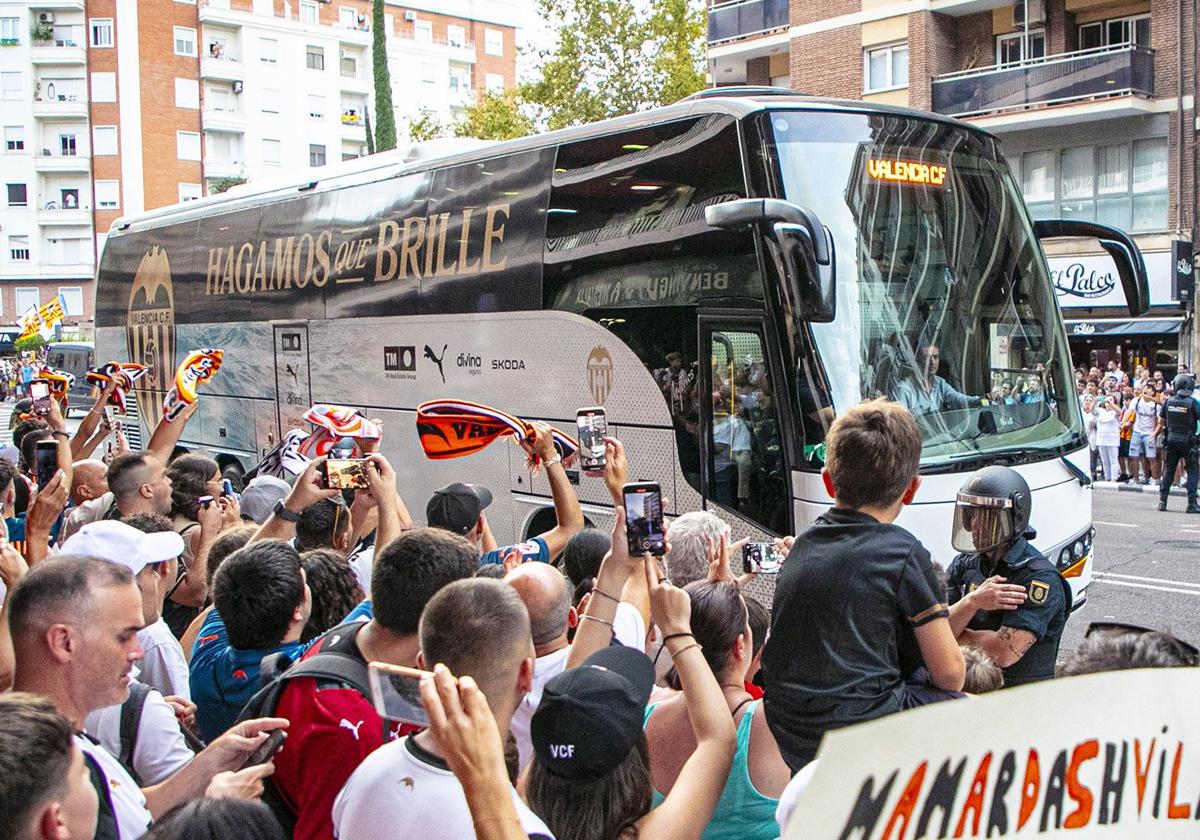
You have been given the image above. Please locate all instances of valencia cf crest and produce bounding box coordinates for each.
[126,247,176,431]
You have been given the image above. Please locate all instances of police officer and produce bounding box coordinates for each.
[1158,374,1200,513]
[944,466,1070,687]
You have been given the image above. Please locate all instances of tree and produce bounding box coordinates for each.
[364,102,375,155]
[14,335,46,354]
[455,92,534,141]
[521,0,706,130]
[407,109,448,142]
[209,176,246,194]
[371,0,397,151]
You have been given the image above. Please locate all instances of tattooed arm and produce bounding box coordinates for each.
[958,626,1037,668]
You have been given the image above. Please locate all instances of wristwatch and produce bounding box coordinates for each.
[272,500,301,522]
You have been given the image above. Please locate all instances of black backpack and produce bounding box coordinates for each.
[116,682,204,786]
[235,622,373,832]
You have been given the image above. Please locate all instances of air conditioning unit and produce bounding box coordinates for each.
[232,80,244,93]
[404,11,417,22]
[38,11,56,23]
[1012,0,1045,28]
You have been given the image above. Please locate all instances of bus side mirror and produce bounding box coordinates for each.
[705,199,836,323]
[1033,219,1150,317]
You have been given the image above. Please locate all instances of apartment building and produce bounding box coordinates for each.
[0,0,521,335]
[0,1,95,331]
[707,0,1198,370]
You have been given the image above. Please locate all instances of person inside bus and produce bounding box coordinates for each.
[427,420,584,566]
[762,399,964,771]
[891,344,981,417]
[711,387,751,509]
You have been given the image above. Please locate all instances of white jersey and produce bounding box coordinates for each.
[76,732,154,839]
[136,618,191,701]
[333,735,554,840]
[85,684,194,786]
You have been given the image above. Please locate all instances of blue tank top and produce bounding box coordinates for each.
[645,698,780,840]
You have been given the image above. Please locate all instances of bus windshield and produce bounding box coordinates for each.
[765,110,1083,468]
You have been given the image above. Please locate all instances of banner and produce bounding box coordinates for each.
[1049,252,1176,309]
[18,294,67,340]
[784,669,1200,839]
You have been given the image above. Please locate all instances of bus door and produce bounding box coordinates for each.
[698,313,792,536]
[273,323,312,436]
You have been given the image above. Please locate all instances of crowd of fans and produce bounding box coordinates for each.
[0,376,1196,840]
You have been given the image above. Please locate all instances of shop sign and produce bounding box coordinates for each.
[1048,251,1176,309]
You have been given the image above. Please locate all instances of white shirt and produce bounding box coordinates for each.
[136,618,191,700]
[76,732,154,840]
[1094,406,1121,447]
[85,684,194,786]
[333,735,554,840]
[349,544,375,594]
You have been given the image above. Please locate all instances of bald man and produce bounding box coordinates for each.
[69,459,108,509]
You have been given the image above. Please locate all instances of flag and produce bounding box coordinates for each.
[17,305,42,340]
[416,399,579,466]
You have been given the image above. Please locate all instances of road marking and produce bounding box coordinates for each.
[1093,572,1200,597]
[1094,521,1139,527]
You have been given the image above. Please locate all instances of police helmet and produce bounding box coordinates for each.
[1173,374,1195,396]
[951,465,1032,554]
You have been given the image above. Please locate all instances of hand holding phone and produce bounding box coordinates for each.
[35,439,58,490]
[576,407,608,472]
[30,380,51,416]
[240,729,287,769]
[321,458,369,490]
[742,542,785,575]
[623,482,666,556]
[368,662,433,727]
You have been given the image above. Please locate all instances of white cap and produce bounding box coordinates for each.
[59,520,185,576]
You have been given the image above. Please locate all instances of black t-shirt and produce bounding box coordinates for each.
[762,508,948,770]
[946,538,1069,687]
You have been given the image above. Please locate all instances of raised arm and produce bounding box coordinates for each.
[566,506,639,670]
[146,399,199,463]
[636,553,736,840]
[250,457,339,544]
[364,453,409,551]
[524,421,584,562]
[71,378,118,458]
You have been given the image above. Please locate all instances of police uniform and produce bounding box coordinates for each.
[1159,388,1200,510]
[946,535,1070,687]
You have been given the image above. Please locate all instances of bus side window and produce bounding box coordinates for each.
[706,329,787,535]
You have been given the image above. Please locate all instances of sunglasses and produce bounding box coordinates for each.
[1084,622,1199,665]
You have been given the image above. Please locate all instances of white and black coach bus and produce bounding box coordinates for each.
[95,88,1149,600]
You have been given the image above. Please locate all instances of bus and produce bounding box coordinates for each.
[94,88,1149,607]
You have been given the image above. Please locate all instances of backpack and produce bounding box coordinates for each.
[236,622,374,833]
[117,683,203,787]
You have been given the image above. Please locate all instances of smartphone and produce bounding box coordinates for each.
[576,407,608,472]
[197,494,214,509]
[35,439,58,489]
[742,542,785,575]
[321,458,369,490]
[240,729,287,769]
[368,662,432,727]
[221,478,235,498]
[622,482,666,556]
[30,380,51,416]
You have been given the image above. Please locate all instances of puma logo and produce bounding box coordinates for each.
[424,344,447,384]
[339,719,364,740]
[285,363,299,386]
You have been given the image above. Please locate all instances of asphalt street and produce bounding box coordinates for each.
[1058,485,1200,662]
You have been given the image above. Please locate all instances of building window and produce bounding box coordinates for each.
[263,138,281,165]
[338,6,357,28]
[178,183,202,202]
[1131,138,1167,231]
[15,288,39,312]
[864,42,908,92]
[309,143,326,167]
[58,287,83,316]
[58,133,77,156]
[7,183,27,207]
[1,72,21,101]
[260,37,277,63]
[422,63,437,85]
[996,30,1045,66]
[306,45,325,70]
[11,239,31,262]
[414,19,432,43]
[206,132,240,163]
[95,180,120,209]
[484,73,504,95]
[173,26,197,56]
[484,28,503,56]
[4,126,24,152]
[300,0,319,24]
[307,94,325,119]
[89,18,113,48]
[447,25,465,48]
[176,130,201,161]
[206,83,235,111]
[0,17,18,43]
[91,72,116,102]
[1079,14,1150,50]
[341,52,358,77]
[175,78,200,109]
[261,89,280,114]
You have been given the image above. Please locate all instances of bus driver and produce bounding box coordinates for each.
[892,345,981,416]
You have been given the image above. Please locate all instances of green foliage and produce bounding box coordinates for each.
[521,0,705,130]
[208,176,246,194]
[364,103,375,155]
[407,109,449,142]
[371,0,397,151]
[15,335,46,354]
[455,92,534,141]
[30,21,53,42]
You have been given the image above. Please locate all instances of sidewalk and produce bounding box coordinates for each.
[1093,479,1190,497]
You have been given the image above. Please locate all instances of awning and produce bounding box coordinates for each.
[1065,318,1184,338]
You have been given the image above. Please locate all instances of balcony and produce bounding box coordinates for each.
[339,73,371,94]
[34,151,90,172]
[340,116,366,141]
[203,107,246,133]
[931,44,1154,118]
[707,0,788,45]
[30,40,86,65]
[32,95,88,119]
[38,206,91,226]
[204,160,244,179]
[392,33,476,63]
[200,56,246,82]
[31,2,86,9]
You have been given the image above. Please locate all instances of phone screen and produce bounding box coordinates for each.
[623,483,665,556]
[323,458,369,490]
[576,408,607,472]
[241,729,287,769]
[368,663,431,727]
[30,381,51,415]
[742,542,785,575]
[35,441,58,489]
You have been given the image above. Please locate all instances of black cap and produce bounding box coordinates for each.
[531,646,654,781]
[426,482,493,535]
